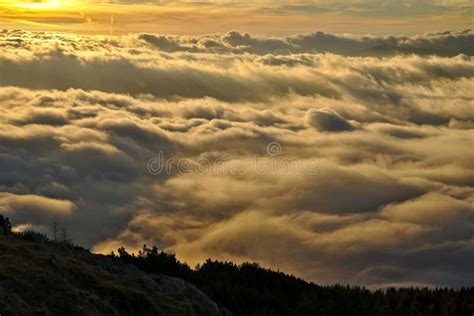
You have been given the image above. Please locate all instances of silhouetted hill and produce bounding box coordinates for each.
[0,232,227,315]
[115,245,474,316]
[1,231,473,315]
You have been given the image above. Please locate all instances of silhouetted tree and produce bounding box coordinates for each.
[60,225,72,244]
[50,221,59,243]
[108,246,474,316]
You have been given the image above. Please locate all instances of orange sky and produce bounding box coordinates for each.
[0,0,472,35]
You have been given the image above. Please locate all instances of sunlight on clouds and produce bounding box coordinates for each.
[0,0,472,34]
[0,27,473,286]
[14,0,69,9]
[0,0,473,289]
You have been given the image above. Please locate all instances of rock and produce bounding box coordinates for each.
[139,275,157,291]
[189,286,221,315]
[121,264,140,275]
[158,275,221,315]
[107,262,158,290]
[157,274,187,292]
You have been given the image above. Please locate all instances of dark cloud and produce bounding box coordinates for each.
[12,109,69,126]
[306,108,355,132]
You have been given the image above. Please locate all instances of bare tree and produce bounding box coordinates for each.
[60,225,71,244]
[50,221,59,243]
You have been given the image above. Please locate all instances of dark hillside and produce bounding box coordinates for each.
[114,245,474,316]
[1,231,473,315]
[0,232,225,315]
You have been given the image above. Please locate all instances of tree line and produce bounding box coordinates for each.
[110,245,474,316]
[8,228,474,315]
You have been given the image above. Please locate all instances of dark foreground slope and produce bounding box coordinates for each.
[1,232,473,316]
[0,233,226,315]
[116,246,474,316]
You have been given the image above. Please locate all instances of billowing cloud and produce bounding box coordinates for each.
[306,108,355,132]
[0,29,473,287]
[0,193,75,222]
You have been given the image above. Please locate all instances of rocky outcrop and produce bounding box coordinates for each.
[0,235,227,315]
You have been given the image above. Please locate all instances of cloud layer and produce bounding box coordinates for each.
[0,29,473,288]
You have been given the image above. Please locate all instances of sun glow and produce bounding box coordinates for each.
[14,0,68,9]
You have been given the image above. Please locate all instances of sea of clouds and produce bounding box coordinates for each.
[0,29,473,288]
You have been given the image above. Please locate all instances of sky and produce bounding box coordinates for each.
[0,0,473,288]
[0,0,472,35]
